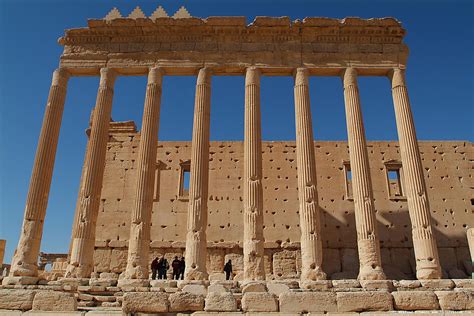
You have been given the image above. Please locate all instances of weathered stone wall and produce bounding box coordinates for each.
[90,123,473,279]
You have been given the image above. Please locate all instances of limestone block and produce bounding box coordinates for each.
[89,278,117,287]
[332,279,360,289]
[392,291,439,310]
[393,279,421,289]
[205,292,238,312]
[99,272,118,280]
[122,292,169,313]
[182,284,207,296]
[359,280,393,290]
[452,279,474,288]
[279,292,337,313]
[207,249,225,273]
[267,281,290,296]
[110,249,127,273]
[208,283,229,293]
[336,291,393,312]
[435,290,474,310]
[242,292,278,312]
[0,311,21,316]
[32,291,77,311]
[209,272,226,281]
[241,281,267,293]
[93,248,111,273]
[420,279,455,290]
[301,280,332,290]
[273,250,298,278]
[0,289,36,311]
[169,291,205,312]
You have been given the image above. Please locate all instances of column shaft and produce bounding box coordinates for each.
[184,68,211,280]
[390,68,441,279]
[243,67,265,281]
[342,68,385,280]
[7,69,69,281]
[293,68,326,283]
[123,67,163,280]
[66,68,116,278]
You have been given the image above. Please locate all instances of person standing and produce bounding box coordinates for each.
[172,256,181,280]
[223,259,233,280]
[151,257,159,280]
[179,257,185,280]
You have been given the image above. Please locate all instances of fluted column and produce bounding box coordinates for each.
[122,67,163,282]
[243,67,265,281]
[6,69,69,284]
[390,68,441,279]
[294,68,326,284]
[342,68,385,280]
[65,68,117,278]
[184,68,211,280]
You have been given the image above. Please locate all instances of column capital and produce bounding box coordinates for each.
[196,67,212,85]
[51,68,70,87]
[294,68,309,86]
[342,67,358,88]
[389,68,406,89]
[147,67,164,85]
[99,68,118,89]
[245,67,261,86]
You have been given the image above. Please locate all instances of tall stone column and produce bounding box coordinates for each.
[243,67,265,281]
[342,68,385,280]
[121,68,163,284]
[293,68,326,284]
[65,68,117,279]
[5,68,69,284]
[390,68,441,279]
[184,68,211,281]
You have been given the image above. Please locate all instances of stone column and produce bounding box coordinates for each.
[184,68,211,280]
[65,68,117,279]
[342,68,385,280]
[390,68,441,279]
[243,67,265,281]
[5,68,69,284]
[121,68,163,285]
[293,68,326,284]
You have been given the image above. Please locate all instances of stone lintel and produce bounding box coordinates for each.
[59,64,399,78]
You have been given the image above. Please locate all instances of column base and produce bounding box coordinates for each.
[117,278,150,288]
[2,276,39,285]
[358,265,386,281]
[416,267,442,280]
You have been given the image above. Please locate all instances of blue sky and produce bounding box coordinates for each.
[0,0,472,264]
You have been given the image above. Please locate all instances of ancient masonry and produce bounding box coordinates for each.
[1,6,473,315]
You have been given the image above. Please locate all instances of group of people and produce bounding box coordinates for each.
[151,256,234,280]
[151,256,185,280]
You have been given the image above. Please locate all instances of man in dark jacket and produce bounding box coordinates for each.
[223,259,233,280]
[151,257,159,280]
[172,256,181,280]
[179,257,185,280]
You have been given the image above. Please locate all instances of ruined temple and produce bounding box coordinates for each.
[1,6,473,315]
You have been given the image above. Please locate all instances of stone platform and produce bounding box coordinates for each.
[0,279,473,314]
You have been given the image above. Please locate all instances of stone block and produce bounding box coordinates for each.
[242,292,278,312]
[241,281,267,293]
[0,311,21,316]
[300,280,332,290]
[99,272,118,279]
[205,292,238,312]
[169,291,205,312]
[0,289,36,311]
[2,276,38,285]
[122,292,169,313]
[267,281,291,296]
[453,278,474,288]
[435,290,474,310]
[420,279,455,290]
[393,279,421,289]
[89,278,117,287]
[279,292,337,313]
[273,250,298,278]
[32,291,77,311]
[182,284,207,296]
[332,279,360,289]
[208,283,229,293]
[209,272,226,281]
[392,290,439,310]
[336,291,393,312]
[117,279,149,288]
[150,279,177,288]
[359,280,393,290]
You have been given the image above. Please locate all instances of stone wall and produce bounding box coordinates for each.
[88,122,473,279]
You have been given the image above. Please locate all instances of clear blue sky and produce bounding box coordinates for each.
[0,0,472,264]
